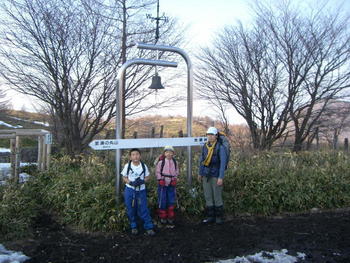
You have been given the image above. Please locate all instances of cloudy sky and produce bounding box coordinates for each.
[9,0,350,124]
[146,0,350,124]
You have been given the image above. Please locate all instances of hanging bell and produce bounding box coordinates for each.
[148,74,165,90]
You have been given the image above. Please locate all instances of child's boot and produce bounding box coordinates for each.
[167,205,175,228]
[145,229,155,236]
[131,228,138,235]
[158,209,167,224]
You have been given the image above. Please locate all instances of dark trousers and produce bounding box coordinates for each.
[124,187,153,230]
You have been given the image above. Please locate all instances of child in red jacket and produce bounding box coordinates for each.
[155,146,179,227]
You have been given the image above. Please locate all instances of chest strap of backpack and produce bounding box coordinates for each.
[160,158,177,178]
[127,160,146,177]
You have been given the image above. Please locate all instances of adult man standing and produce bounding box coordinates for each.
[198,127,227,224]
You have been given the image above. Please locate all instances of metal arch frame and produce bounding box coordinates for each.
[136,43,194,186]
[115,58,178,204]
[115,44,194,205]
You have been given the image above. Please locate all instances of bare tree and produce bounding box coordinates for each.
[0,0,183,155]
[203,91,231,136]
[197,1,350,151]
[0,88,10,113]
[197,21,291,150]
[90,0,185,137]
[307,100,350,149]
[254,1,350,151]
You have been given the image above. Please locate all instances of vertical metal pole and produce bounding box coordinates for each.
[116,75,123,207]
[185,52,193,186]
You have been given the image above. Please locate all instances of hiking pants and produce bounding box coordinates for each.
[157,185,176,219]
[124,187,154,230]
[202,176,223,207]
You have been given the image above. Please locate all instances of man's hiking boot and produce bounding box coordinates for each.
[202,206,215,224]
[145,229,155,236]
[215,216,223,224]
[160,218,167,224]
[215,206,224,225]
[202,216,215,224]
[131,228,138,235]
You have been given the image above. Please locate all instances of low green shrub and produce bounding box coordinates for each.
[20,163,38,174]
[31,155,128,232]
[0,184,39,241]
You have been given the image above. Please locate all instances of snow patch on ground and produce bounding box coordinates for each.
[0,244,30,263]
[217,249,306,263]
[0,173,31,185]
[0,163,36,169]
[10,117,49,127]
[0,163,35,184]
[0,121,22,129]
[33,121,49,127]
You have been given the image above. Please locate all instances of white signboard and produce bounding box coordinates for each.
[45,133,52,144]
[89,137,208,150]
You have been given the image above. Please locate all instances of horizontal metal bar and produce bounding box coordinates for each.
[117,58,177,80]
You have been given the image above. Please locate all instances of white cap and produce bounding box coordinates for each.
[206,127,218,135]
[164,145,175,152]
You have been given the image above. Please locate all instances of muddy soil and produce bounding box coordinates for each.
[4,209,350,263]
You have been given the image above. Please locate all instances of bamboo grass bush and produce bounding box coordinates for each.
[1,150,350,239]
[223,151,350,215]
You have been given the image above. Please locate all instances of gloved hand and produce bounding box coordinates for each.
[133,177,145,187]
[158,179,165,186]
[170,178,177,186]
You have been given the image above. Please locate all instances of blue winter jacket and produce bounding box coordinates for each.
[199,142,227,179]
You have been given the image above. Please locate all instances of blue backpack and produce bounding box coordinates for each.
[217,132,231,170]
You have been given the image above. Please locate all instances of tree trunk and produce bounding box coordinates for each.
[333,128,338,150]
[293,136,303,152]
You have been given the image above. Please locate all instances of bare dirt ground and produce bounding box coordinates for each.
[5,209,350,263]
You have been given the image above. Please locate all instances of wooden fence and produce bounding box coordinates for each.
[0,129,52,183]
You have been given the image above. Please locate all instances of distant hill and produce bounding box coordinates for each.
[0,110,50,130]
[123,115,217,138]
[0,110,251,149]
[0,110,241,138]
[0,110,50,148]
[122,115,249,142]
